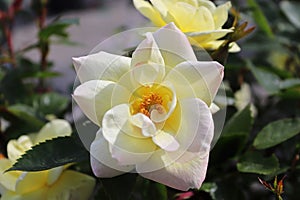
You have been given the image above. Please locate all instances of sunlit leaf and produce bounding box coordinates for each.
[7,136,89,171]
[253,118,300,149]
[237,152,279,175]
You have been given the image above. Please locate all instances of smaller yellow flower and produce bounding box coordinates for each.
[234,83,257,117]
[133,0,240,51]
[0,119,95,200]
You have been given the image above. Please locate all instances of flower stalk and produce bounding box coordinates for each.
[0,0,23,67]
[36,0,49,92]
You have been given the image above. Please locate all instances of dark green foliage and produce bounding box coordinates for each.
[7,136,89,172]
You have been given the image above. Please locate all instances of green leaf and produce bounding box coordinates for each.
[280,78,300,90]
[39,18,79,41]
[31,92,69,116]
[210,106,253,163]
[0,67,5,81]
[247,60,281,94]
[132,177,167,200]
[247,61,300,95]
[247,0,274,38]
[147,182,168,200]
[280,1,300,29]
[278,87,300,99]
[210,135,247,163]
[222,105,253,137]
[7,136,89,171]
[30,71,61,79]
[253,118,300,149]
[200,182,218,200]
[0,67,29,103]
[7,104,44,128]
[101,173,137,200]
[237,152,279,175]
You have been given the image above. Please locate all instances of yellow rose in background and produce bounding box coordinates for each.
[133,0,240,52]
[0,119,95,200]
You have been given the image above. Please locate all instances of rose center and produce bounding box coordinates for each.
[139,92,163,117]
[130,84,172,118]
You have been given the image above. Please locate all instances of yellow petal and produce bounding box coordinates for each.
[202,40,241,52]
[187,29,232,44]
[1,188,47,200]
[152,23,197,67]
[168,2,215,32]
[15,171,47,194]
[177,0,198,7]
[151,0,170,18]
[47,170,95,200]
[102,104,156,165]
[131,33,165,85]
[73,51,131,83]
[197,0,216,11]
[139,151,210,191]
[136,98,214,174]
[73,80,130,126]
[132,32,164,68]
[47,166,64,186]
[133,0,166,26]
[7,136,33,162]
[0,159,20,192]
[167,2,196,32]
[152,130,180,152]
[34,119,72,144]
[192,5,215,31]
[213,1,231,29]
[91,129,135,177]
[209,103,220,114]
[165,61,224,105]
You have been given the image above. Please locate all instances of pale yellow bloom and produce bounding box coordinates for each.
[0,119,95,200]
[133,0,240,51]
[73,23,224,190]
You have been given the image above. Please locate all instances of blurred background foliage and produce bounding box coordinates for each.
[0,0,300,199]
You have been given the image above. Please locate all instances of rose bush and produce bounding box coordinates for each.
[73,23,224,191]
[133,0,240,51]
[0,119,95,200]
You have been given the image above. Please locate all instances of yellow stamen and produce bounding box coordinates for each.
[0,153,5,160]
[130,84,171,118]
[139,92,163,117]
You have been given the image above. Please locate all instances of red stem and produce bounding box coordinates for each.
[4,23,15,65]
[37,0,49,92]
